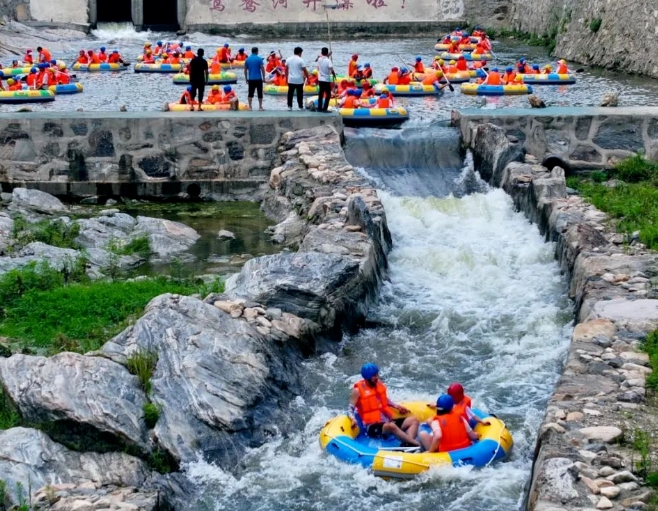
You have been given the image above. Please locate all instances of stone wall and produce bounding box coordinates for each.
[467,122,658,511]
[0,111,343,201]
[453,107,658,172]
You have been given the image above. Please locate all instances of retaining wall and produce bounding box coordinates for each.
[453,107,658,172]
[0,111,343,201]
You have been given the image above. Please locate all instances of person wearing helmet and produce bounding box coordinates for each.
[557,59,569,74]
[374,92,391,109]
[23,48,33,65]
[7,78,21,91]
[484,67,502,85]
[472,42,486,56]
[419,394,479,453]
[108,50,122,64]
[26,67,39,89]
[265,51,282,73]
[87,49,101,64]
[142,49,155,64]
[455,55,468,72]
[348,363,420,447]
[447,38,460,54]
[397,67,411,85]
[306,68,319,86]
[503,66,517,85]
[98,46,108,63]
[207,84,223,104]
[531,64,541,74]
[447,383,490,428]
[36,46,51,63]
[76,50,89,65]
[517,57,531,74]
[359,80,375,99]
[221,84,238,110]
[234,47,247,62]
[413,56,425,74]
[169,52,182,65]
[154,41,163,57]
[383,66,399,85]
[179,85,195,107]
[543,64,553,75]
[183,46,195,59]
[143,42,152,53]
[459,32,471,46]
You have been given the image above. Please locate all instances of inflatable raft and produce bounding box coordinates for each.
[48,83,83,95]
[72,63,128,72]
[373,83,445,97]
[172,72,238,85]
[516,73,576,85]
[0,89,55,104]
[264,84,320,96]
[467,69,487,79]
[434,43,477,52]
[461,83,533,96]
[412,72,471,84]
[440,52,492,61]
[166,102,248,111]
[335,75,379,86]
[134,63,182,73]
[319,402,513,478]
[1,61,66,77]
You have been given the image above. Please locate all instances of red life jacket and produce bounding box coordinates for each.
[235,53,247,62]
[77,55,89,64]
[435,411,472,451]
[184,50,195,59]
[179,90,194,104]
[452,395,472,421]
[414,62,424,73]
[376,97,391,108]
[354,379,393,425]
[24,54,33,64]
[386,72,399,85]
[485,71,502,85]
[222,91,236,102]
[26,74,38,88]
[557,63,568,74]
[98,51,107,63]
[456,60,468,71]
[219,48,230,63]
[108,54,121,64]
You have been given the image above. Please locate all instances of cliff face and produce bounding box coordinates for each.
[466,0,658,79]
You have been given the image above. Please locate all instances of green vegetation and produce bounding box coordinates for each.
[568,155,658,250]
[0,387,20,430]
[0,263,224,354]
[12,216,80,251]
[107,236,151,258]
[142,403,160,429]
[147,449,176,474]
[643,331,658,392]
[589,17,602,33]
[127,350,158,394]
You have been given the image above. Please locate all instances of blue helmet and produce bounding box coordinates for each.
[463,32,470,37]
[224,43,229,48]
[113,50,118,54]
[379,93,387,99]
[186,86,192,92]
[30,67,37,73]
[532,64,540,70]
[223,85,231,92]
[238,47,245,52]
[179,41,184,46]
[400,67,408,73]
[492,67,499,72]
[415,56,422,62]
[185,45,191,50]
[38,63,47,69]
[364,63,370,67]
[100,46,105,51]
[361,363,379,380]
[50,59,56,65]
[520,57,526,63]
[506,66,513,72]
[436,394,454,412]
[157,41,162,46]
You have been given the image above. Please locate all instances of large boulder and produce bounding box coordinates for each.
[101,294,302,467]
[225,252,361,330]
[9,188,67,215]
[469,123,524,187]
[133,216,200,259]
[0,427,158,508]
[75,213,138,249]
[0,212,13,254]
[0,353,151,454]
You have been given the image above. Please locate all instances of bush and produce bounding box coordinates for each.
[0,276,224,354]
[108,236,151,258]
[12,217,80,250]
[0,387,20,430]
[612,153,658,183]
[590,171,608,183]
[643,331,658,391]
[127,350,158,394]
[589,18,602,33]
[142,402,160,429]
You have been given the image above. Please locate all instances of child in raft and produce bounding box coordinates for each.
[447,382,491,428]
[420,394,481,453]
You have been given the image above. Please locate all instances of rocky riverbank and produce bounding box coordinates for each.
[0,125,391,510]
[465,122,658,511]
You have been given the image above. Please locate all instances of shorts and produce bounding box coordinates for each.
[190,83,205,101]
[248,79,263,99]
[366,418,406,438]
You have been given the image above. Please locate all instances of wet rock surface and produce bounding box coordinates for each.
[471,123,658,511]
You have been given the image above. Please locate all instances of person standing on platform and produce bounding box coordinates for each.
[189,48,209,111]
[285,46,309,111]
[317,47,336,113]
[245,47,266,111]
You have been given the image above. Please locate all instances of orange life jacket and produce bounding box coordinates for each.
[448,44,460,54]
[348,60,358,77]
[376,97,391,108]
[154,46,163,56]
[98,51,107,63]
[460,37,471,46]
[206,91,223,104]
[422,74,438,85]
[222,91,236,102]
[235,53,247,62]
[143,55,155,64]
[8,82,21,91]
[170,56,181,65]
[386,71,399,85]
[456,60,468,71]
[210,62,221,74]
[557,63,568,74]
[266,58,280,73]
[77,55,89,64]
[273,74,287,86]
[45,72,57,86]
[39,48,51,62]
[363,68,372,79]
[88,53,100,64]
[360,88,375,98]
[354,379,393,425]
[435,411,472,452]
[57,71,70,84]
[414,62,424,74]
[26,74,38,88]
[517,63,531,74]
[452,395,473,421]
[306,75,318,86]
[219,48,230,63]
[180,90,195,104]
[485,71,502,85]
[448,65,459,74]
[108,54,121,64]
[398,74,411,85]
[184,50,195,59]
[24,54,33,64]
[503,72,516,84]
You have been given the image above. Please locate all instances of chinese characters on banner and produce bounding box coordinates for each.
[272,0,287,7]
[211,0,396,12]
[302,0,320,9]
[241,0,260,10]
[210,0,225,10]
[365,0,386,7]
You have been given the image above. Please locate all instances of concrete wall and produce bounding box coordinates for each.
[453,107,658,172]
[0,111,343,201]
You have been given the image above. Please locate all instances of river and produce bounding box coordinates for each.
[9,23,647,510]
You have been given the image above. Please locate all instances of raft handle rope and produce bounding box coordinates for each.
[325,432,431,469]
[484,416,506,468]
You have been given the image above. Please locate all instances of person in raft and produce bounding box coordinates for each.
[419,394,480,453]
[348,363,420,447]
[447,382,491,428]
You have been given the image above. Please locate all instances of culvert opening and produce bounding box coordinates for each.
[186,183,201,198]
[97,0,132,23]
[542,156,572,176]
[143,0,179,31]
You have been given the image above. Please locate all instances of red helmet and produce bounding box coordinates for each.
[447,383,464,403]
[351,54,358,59]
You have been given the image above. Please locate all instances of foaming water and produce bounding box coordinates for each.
[183,189,572,511]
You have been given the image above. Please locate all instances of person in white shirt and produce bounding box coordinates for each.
[317,47,336,112]
[285,46,309,110]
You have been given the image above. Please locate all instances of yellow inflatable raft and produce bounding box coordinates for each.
[461,83,533,95]
[0,89,55,104]
[319,401,513,478]
[166,102,249,111]
[72,63,128,72]
[172,72,238,85]
[264,84,320,96]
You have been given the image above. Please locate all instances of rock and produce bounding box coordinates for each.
[10,187,66,215]
[618,482,639,493]
[270,211,305,247]
[469,123,524,187]
[596,496,613,509]
[618,390,645,403]
[132,216,200,259]
[598,466,616,477]
[76,214,138,249]
[0,242,86,278]
[581,476,600,494]
[0,213,13,253]
[599,486,620,499]
[566,411,584,422]
[579,426,623,443]
[588,299,658,333]
[573,319,617,343]
[217,229,236,240]
[225,252,361,330]
[528,94,546,108]
[101,294,303,467]
[0,427,158,508]
[619,351,650,366]
[600,92,618,107]
[0,353,150,454]
[606,470,638,484]
[213,300,244,317]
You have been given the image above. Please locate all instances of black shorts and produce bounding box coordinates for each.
[248,79,263,99]
[366,418,406,438]
[190,83,205,100]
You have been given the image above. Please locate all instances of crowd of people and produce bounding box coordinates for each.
[349,363,490,453]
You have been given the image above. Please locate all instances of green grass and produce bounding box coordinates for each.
[569,155,658,249]
[0,266,224,354]
[589,17,602,33]
[108,235,151,258]
[12,216,81,251]
[127,350,158,394]
[643,331,658,392]
[142,403,160,429]
[0,387,21,430]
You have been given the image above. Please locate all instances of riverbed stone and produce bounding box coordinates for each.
[579,426,623,443]
[588,299,658,332]
[0,353,150,454]
[133,216,200,259]
[10,187,66,215]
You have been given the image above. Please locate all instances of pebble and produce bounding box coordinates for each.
[599,486,620,499]
[579,426,623,443]
[596,496,613,509]
[606,470,638,483]
[566,411,584,421]
[598,466,615,477]
[581,475,600,494]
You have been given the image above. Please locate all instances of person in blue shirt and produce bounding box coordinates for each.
[244,47,266,111]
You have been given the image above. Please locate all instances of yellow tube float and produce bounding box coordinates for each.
[264,84,320,96]
[72,63,128,72]
[48,83,84,95]
[166,102,249,111]
[172,72,238,85]
[461,83,533,95]
[440,52,492,61]
[0,89,55,104]
[319,401,513,478]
